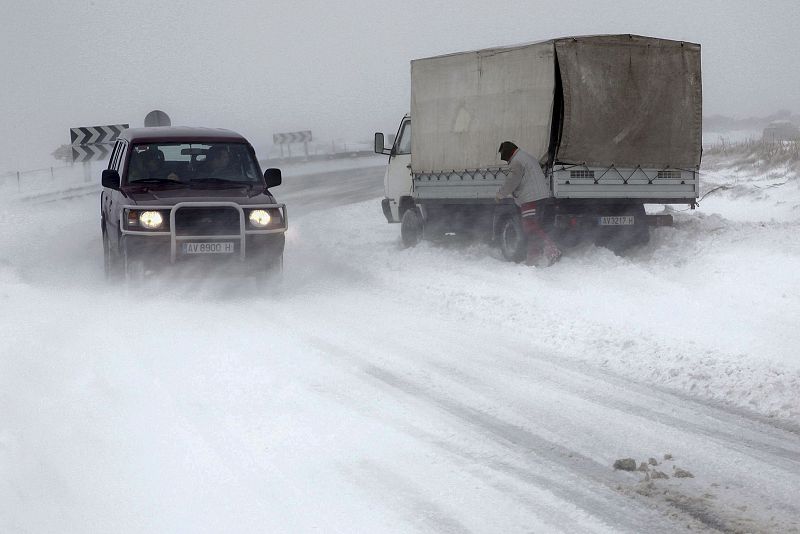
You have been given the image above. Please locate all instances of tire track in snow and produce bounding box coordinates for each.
[281,324,697,533]
[306,368,612,533]
[313,383,613,533]
[346,460,474,534]
[505,348,800,468]
[361,365,669,533]
[274,304,799,532]
[381,329,800,532]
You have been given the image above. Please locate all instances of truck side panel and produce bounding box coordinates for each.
[410,43,555,173]
[552,167,699,201]
[408,35,702,206]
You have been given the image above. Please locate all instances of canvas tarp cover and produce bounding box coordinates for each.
[554,35,702,169]
[411,43,555,173]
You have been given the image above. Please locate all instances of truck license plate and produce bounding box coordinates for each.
[599,216,635,226]
[183,242,234,254]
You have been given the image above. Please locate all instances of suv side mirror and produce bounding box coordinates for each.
[264,168,282,188]
[102,169,120,189]
[374,132,390,155]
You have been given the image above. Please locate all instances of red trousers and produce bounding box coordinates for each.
[520,201,554,244]
[520,201,560,262]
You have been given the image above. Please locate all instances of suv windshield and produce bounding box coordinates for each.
[127,143,261,185]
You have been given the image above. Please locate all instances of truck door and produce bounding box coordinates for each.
[383,118,412,222]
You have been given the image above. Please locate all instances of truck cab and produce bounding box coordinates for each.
[375,115,412,223]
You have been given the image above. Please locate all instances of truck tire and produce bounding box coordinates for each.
[398,197,416,222]
[499,216,527,262]
[400,208,423,248]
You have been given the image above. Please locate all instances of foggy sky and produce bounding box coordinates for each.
[1,0,798,172]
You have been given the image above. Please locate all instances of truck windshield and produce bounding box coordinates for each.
[395,121,411,155]
[128,143,261,185]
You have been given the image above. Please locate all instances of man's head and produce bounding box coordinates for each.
[207,146,230,170]
[498,141,518,163]
[141,147,164,171]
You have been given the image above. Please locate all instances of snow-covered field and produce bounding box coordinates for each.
[702,130,762,148]
[1,156,799,533]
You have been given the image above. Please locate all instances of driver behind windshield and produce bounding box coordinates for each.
[197,146,238,180]
[129,147,181,182]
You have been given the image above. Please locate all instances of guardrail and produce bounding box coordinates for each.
[0,161,102,201]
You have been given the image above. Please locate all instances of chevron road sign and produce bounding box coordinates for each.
[272,130,312,144]
[71,144,112,163]
[70,124,129,146]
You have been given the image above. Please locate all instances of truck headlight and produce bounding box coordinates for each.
[139,211,164,230]
[248,209,271,228]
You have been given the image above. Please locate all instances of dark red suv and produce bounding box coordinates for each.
[100,127,287,280]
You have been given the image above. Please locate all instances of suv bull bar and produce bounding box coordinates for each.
[119,201,288,263]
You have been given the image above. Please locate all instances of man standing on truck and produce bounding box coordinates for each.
[495,141,561,266]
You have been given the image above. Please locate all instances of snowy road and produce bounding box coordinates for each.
[1,160,799,533]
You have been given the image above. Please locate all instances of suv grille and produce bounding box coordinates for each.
[174,207,241,236]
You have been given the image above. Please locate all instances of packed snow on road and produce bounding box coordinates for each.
[1,152,799,533]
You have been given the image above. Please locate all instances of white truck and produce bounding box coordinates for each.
[375,34,702,258]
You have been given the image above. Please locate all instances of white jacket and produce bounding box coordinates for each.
[497,149,551,205]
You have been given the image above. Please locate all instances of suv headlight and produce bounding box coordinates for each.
[248,209,271,228]
[139,211,165,230]
[127,209,166,230]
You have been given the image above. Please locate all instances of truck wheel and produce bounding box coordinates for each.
[400,208,423,248]
[499,216,527,262]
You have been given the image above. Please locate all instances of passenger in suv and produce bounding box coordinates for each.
[100,127,287,282]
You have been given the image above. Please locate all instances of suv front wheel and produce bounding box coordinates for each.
[103,226,121,279]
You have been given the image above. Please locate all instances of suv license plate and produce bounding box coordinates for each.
[183,242,234,254]
[599,216,635,226]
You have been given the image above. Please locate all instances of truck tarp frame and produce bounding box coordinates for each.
[554,35,702,169]
[410,35,702,173]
